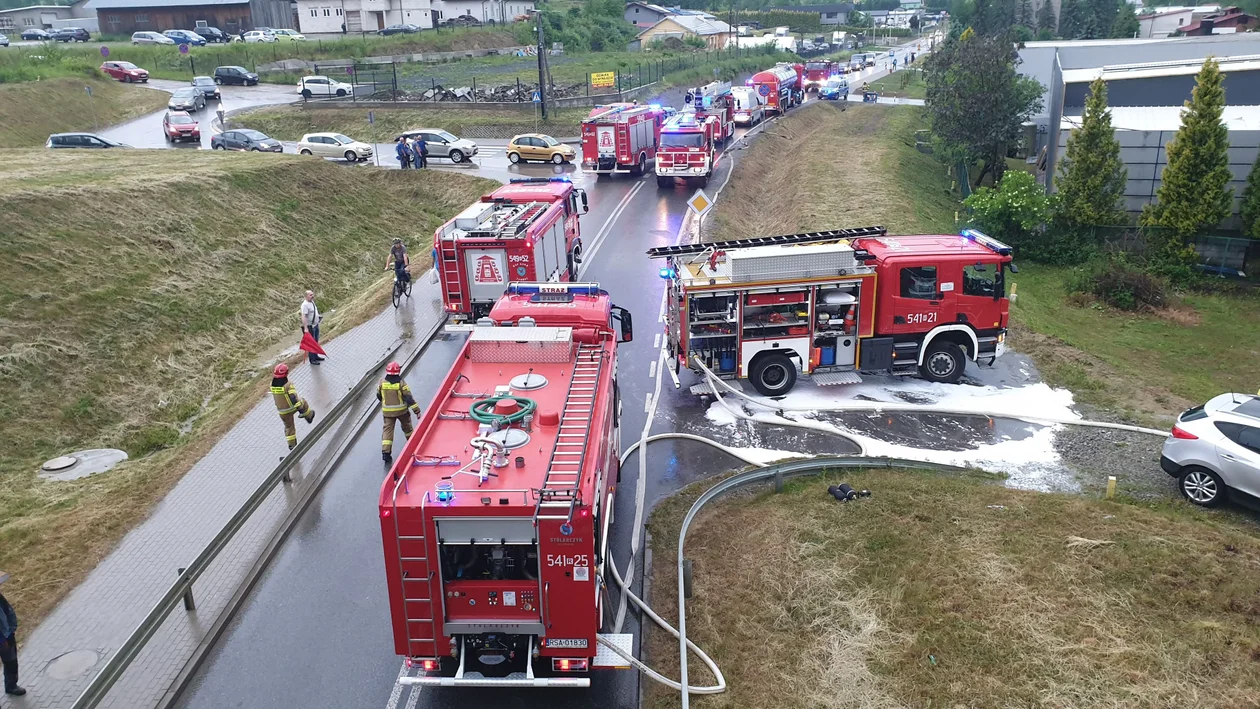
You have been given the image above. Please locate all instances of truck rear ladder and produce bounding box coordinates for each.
[438,238,464,314]
[645,226,887,259]
[535,342,605,522]
[391,478,438,659]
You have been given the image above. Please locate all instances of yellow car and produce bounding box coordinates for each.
[507,134,576,164]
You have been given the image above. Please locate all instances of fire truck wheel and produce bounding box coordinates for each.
[750,353,797,396]
[632,153,647,176]
[508,152,521,164]
[657,176,673,188]
[920,341,966,384]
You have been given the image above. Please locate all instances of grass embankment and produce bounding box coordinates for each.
[1010,264,1260,425]
[0,77,168,147]
[706,101,955,240]
[0,149,496,625]
[867,66,926,99]
[232,104,592,141]
[646,469,1260,709]
[0,27,520,82]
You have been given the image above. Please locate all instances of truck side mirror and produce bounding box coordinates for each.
[612,306,633,343]
[580,189,589,213]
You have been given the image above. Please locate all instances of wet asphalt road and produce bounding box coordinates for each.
[170,41,938,709]
[97,79,297,149]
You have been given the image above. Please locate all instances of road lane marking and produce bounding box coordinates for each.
[579,180,644,273]
[385,661,409,709]
[644,393,653,413]
[403,680,422,709]
[653,333,661,349]
[649,360,657,379]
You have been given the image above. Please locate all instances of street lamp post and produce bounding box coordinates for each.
[533,10,547,119]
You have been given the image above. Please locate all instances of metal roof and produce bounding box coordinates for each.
[1061,53,1260,83]
[0,5,74,14]
[1062,104,1260,131]
[637,13,732,36]
[83,0,247,9]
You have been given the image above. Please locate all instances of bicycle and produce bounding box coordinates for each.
[391,267,413,308]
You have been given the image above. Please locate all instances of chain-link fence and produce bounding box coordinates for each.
[1085,225,1259,278]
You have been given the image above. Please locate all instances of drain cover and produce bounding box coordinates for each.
[41,456,79,471]
[45,649,100,680]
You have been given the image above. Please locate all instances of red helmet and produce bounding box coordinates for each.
[273,363,289,377]
[385,361,402,375]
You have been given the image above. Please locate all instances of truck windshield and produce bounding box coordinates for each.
[806,62,828,70]
[660,133,705,148]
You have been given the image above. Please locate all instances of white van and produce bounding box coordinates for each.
[731,86,766,126]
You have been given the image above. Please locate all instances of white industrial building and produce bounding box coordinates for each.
[296,0,532,33]
[1137,4,1220,37]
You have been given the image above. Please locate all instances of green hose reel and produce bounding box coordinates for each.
[470,395,538,429]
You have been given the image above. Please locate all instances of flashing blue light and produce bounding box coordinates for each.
[435,481,454,504]
[659,267,677,279]
[509,176,572,184]
[649,103,663,111]
[959,228,1014,256]
[507,282,604,296]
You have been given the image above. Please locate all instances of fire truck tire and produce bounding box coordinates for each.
[631,153,647,176]
[697,175,709,187]
[657,176,673,188]
[920,341,966,384]
[508,152,521,163]
[750,354,797,396]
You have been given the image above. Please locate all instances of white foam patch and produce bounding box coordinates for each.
[729,447,814,465]
[701,374,1082,492]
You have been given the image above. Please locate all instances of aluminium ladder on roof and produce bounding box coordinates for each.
[644,226,888,259]
[535,342,605,523]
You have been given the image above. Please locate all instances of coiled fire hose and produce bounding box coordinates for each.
[468,395,537,428]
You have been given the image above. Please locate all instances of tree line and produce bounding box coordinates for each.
[946,0,1139,40]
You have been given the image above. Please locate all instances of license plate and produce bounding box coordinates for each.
[545,638,588,649]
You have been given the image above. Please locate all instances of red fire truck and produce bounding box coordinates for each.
[749,63,804,115]
[580,102,666,177]
[648,227,1014,396]
[683,80,735,143]
[655,112,723,188]
[434,178,589,322]
[379,282,634,688]
[803,60,837,92]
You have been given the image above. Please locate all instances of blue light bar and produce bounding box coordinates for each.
[509,177,573,184]
[507,282,604,296]
[960,228,1013,256]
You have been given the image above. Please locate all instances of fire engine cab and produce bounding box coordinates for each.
[655,112,722,188]
[803,60,837,92]
[648,227,1014,396]
[581,102,666,177]
[435,178,589,322]
[749,63,804,115]
[682,80,735,144]
[380,283,634,688]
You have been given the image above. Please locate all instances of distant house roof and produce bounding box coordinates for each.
[625,2,715,19]
[790,4,855,13]
[0,4,75,13]
[83,0,247,8]
[636,14,732,37]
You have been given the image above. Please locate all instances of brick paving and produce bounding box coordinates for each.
[0,278,445,709]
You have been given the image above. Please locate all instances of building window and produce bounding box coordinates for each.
[24,17,34,25]
[135,13,149,23]
[310,8,317,15]
[323,7,330,15]
[107,13,120,22]
[336,7,342,15]
[1179,18,1184,24]
[0,18,12,28]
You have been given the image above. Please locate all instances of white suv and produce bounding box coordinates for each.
[1161,393,1260,507]
[297,75,353,98]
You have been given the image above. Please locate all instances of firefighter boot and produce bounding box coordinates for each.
[304,409,315,424]
[383,451,393,463]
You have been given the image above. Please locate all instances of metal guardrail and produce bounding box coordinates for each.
[673,456,969,709]
[71,339,414,709]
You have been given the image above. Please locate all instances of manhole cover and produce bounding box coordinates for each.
[41,456,78,472]
[39,449,128,482]
[487,429,531,450]
[510,372,548,391]
[45,649,100,680]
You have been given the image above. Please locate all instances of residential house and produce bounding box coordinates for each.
[85,0,292,35]
[1174,5,1256,34]
[1137,4,1220,37]
[636,13,732,50]
[0,5,78,31]
[791,3,853,25]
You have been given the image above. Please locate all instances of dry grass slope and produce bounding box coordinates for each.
[0,149,496,624]
[647,469,1260,709]
[0,77,169,147]
[706,102,956,241]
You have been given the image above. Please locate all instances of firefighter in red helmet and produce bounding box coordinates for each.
[271,363,315,450]
[378,361,422,463]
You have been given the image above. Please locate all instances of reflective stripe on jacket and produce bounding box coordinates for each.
[379,380,413,414]
[272,382,300,415]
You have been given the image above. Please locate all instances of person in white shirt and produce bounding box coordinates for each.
[300,290,324,365]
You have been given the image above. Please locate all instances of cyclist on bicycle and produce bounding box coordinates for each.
[386,237,410,285]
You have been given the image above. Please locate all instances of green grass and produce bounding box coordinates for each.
[707,102,956,241]
[0,148,496,627]
[646,468,1260,709]
[232,104,593,141]
[1009,263,1260,423]
[0,77,169,147]
[867,66,926,99]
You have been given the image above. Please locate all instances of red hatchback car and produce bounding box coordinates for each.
[162,111,200,143]
[100,61,149,83]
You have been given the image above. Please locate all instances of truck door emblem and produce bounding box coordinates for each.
[474,255,503,284]
[559,523,573,536]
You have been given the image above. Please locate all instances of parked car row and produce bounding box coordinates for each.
[0,33,10,47]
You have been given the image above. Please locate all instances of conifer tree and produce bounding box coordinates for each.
[1054,77,1128,228]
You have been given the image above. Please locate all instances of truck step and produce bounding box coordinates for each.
[812,370,863,386]
[593,633,634,668]
[689,381,719,396]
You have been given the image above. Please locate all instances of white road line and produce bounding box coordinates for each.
[649,360,657,379]
[580,180,644,273]
[403,681,422,709]
[644,393,653,413]
[653,333,661,349]
[385,661,409,709]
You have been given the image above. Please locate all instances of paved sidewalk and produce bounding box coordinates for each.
[0,278,445,709]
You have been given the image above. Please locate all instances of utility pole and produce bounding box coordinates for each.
[534,10,547,119]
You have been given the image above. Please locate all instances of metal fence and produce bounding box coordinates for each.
[1089,224,1260,277]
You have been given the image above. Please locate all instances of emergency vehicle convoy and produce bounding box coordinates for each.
[749,63,805,115]
[648,227,1014,396]
[655,112,723,188]
[580,102,667,177]
[803,60,838,91]
[379,283,634,687]
[435,178,589,322]
[682,80,735,144]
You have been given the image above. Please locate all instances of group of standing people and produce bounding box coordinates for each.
[395,135,428,170]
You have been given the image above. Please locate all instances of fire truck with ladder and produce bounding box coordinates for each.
[580,102,666,177]
[648,227,1015,396]
[655,112,723,188]
[379,282,634,688]
[749,63,804,115]
[682,80,735,143]
[435,178,589,323]
[803,59,838,92]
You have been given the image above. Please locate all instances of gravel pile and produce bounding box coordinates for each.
[1053,406,1176,501]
